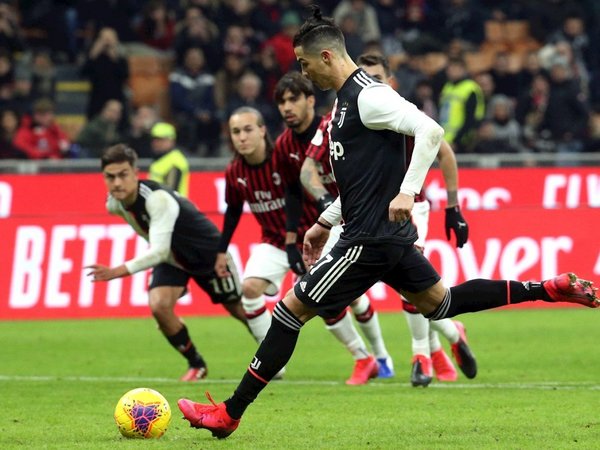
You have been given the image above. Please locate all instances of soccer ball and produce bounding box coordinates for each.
[113,388,172,439]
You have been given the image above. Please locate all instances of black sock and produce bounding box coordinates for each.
[166,325,205,368]
[225,302,303,419]
[426,279,548,320]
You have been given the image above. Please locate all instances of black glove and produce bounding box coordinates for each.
[286,244,307,275]
[316,193,335,214]
[445,205,469,248]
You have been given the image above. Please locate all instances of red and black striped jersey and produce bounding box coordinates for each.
[224,148,315,249]
[305,112,339,198]
[274,115,320,223]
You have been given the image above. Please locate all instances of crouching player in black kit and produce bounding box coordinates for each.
[177,7,599,438]
[87,144,247,381]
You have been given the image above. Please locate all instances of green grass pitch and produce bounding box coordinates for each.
[1,308,599,449]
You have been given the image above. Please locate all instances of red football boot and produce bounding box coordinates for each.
[178,392,240,439]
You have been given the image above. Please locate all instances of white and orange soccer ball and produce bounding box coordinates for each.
[113,388,172,439]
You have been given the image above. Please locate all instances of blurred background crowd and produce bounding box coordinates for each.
[0,0,599,161]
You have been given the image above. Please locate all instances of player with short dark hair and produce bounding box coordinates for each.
[178,7,599,438]
[89,144,247,382]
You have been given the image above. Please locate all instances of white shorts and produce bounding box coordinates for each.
[243,243,289,296]
[411,200,430,248]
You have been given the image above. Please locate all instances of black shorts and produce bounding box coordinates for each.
[294,239,440,319]
[149,259,241,305]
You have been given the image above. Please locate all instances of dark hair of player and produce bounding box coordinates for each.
[273,71,315,104]
[356,53,391,78]
[228,106,274,160]
[101,143,138,169]
[292,5,345,54]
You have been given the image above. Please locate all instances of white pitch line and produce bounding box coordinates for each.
[0,374,600,390]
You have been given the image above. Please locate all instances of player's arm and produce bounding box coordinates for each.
[215,202,243,277]
[300,157,334,213]
[437,140,469,247]
[284,179,306,275]
[88,190,178,281]
[358,84,444,222]
[303,196,342,265]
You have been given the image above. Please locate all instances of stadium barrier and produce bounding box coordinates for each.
[1,167,599,320]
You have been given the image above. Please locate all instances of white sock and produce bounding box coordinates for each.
[325,311,370,360]
[404,311,431,357]
[428,330,443,353]
[430,319,459,344]
[351,295,389,359]
[242,295,271,344]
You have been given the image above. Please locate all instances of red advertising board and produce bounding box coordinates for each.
[0,167,598,320]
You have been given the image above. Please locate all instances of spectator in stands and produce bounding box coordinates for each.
[548,14,595,73]
[0,49,15,108]
[126,105,159,159]
[149,122,190,196]
[76,99,123,158]
[226,72,280,135]
[333,0,381,44]
[250,43,283,105]
[410,79,438,120]
[222,24,253,59]
[439,57,486,152]
[262,11,301,73]
[252,0,284,39]
[136,0,176,52]
[0,108,27,159]
[489,51,520,99]
[474,71,496,112]
[486,94,524,152]
[0,2,24,56]
[169,46,220,156]
[395,0,443,55]
[13,97,71,159]
[28,50,56,103]
[338,14,364,60]
[517,50,544,94]
[76,0,139,43]
[539,59,589,159]
[214,51,250,116]
[471,120,518,154]
[441,0,485,48]
[516,73,551,152]
[173,6,221,70]
[81,27,129,128]
[393,56,426,101]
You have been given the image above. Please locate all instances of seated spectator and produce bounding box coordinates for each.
[214,51,250,116]
[490,51,520,100]
[539,59,589,159]
[0,2,24,56]
[410,79,438,120]
[261,11,301,73]
[76,99,123,158]
[0,108,27,159]
[126,105,159,159]
[173,6,221,70]
[516,73,550,152]
[226,71,280,135]
[487,94,524,152]
[81,28,129,127]
[169,47,220,156]
[136,0,176,52]
[471,120,519,154]
[13,98,71,159]
[28,50,57,103]
[333,0,381,43]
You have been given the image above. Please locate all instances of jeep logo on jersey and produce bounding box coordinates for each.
[329,140,345,160]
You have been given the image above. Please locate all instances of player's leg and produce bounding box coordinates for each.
[350,294,395,378]
[177,241,392,436]
[178,290,318,437]
[389,247,599,318]
[149,264,206,381]
[240,244,289,344]
[319,224,378,383]
[429,318,476,379]
[401,299,433,386]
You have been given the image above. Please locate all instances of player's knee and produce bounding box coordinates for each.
[242,279,266,299]
[148,295,172,318]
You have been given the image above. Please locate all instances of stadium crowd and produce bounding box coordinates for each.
[0,0,599,160]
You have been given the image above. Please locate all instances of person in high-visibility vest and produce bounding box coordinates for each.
[149,122,190,196]
[439,57,485,152]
